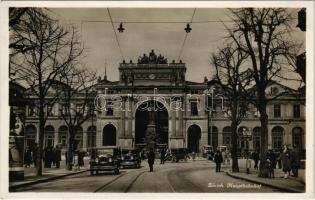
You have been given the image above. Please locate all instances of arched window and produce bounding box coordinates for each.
[58,126,68,148]
[237,126,249,149]
[25,125,36,148]
[252,127,261,151]
[292,127,303,151]
[44,125,54,147]
[87,126,96,148]
[272,126,284,150]
[187,125,201,153]
[222,126,232,146]
[208,126,218,149]
[103,124,116,146]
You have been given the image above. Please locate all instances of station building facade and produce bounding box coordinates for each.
[23,51,306,154]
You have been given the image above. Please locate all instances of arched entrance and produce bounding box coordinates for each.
[135,100,168,149]
[187,125,201,153]
[25,125,36,148]
[103,124,116,146]
[292,127,303,151]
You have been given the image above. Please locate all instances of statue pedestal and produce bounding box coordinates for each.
[145,124,156,149]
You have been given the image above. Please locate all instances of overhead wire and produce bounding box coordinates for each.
[107,8,125,61]
[177,8,196,60]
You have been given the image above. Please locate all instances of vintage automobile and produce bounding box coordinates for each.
[202,145,214,160]
[90,153,120,175]
[119,149,141,169]
[171,148,188,162]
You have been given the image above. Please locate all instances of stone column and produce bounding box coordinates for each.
[178,109,183,136]
[218,131,223,146]
[127,98,133,137]
[120,98,125,138]
[268,126,272,149]
[171,109,176,137]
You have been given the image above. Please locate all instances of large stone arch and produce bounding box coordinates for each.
[134,100,169,149]
[187,124,201,153]
[103,124,117,146]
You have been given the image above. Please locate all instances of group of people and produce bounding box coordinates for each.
[23,143,39,167]
[251,144,301,179]
[43,145,62,168]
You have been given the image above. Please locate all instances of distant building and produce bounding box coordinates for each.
[23,50,305,155]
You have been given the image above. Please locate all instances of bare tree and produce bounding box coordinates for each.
[59,66,97,170]
[9,8,84,175]
[226,8,302,177]
[212,43,252,172]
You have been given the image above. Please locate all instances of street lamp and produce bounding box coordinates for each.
[204,88,224,149]
[242,127,252,156]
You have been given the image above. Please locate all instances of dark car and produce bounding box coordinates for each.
[90,154,120,175]
[120,150,141,169]
[171,148,188,162]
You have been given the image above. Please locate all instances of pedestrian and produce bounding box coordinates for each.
[266,158,275,178]
[73,151,79,171]
[280,145,291,179]
[290,144,301,177]
[214,150,223,172]
[78,149,85,169]
[51,146,56,167]
[160,148,165,164]
[226,149,231,165]
[252,150,259,170]
[221,149,226,165]
[55,145,62,168]
[43,146,49,168]
[24,147,32,167]
[147,149,155,172]
[32,143,38,167]
[246,155,251,174]
[269,150,277,170]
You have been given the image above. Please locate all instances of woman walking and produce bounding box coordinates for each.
[280,145,291,179]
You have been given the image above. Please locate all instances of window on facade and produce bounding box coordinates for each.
[58,126,68,148]
[28,106,36,117]
[272,126,284,150]
[222,126,232,146]
[103,124,116,146]
[252,127,261,151]
[191,102,198,116]
[74,127,83,149]
[292,127,303,151]
[106,102,114,116]
[274,104,281,118]
[47,105,53,116]
[25,125,36,148]
[293,104,300,118]
[44,126,54,147]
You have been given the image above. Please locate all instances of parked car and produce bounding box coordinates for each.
[90,153,120,175]
[203,145,214,160]
[120,149,141,169]
[171,148,188,162]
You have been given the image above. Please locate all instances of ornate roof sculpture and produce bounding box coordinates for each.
[138,49,167,64]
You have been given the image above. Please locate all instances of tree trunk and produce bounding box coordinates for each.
[66,129,75,170]
[36,98,45,176]
[231,114,239,172]
[258,100,269,178]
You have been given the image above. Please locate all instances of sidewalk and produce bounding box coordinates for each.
[225,159,305,193]
[9,158,90,191]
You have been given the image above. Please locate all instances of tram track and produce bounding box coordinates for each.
[93,170,147,193]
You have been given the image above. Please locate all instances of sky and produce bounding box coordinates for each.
[48,8,304,87]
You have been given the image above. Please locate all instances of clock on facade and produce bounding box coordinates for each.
[149,74,156,80]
